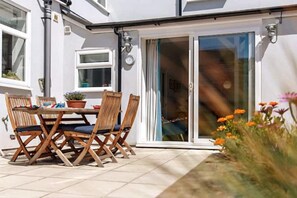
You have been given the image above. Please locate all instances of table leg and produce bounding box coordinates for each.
[29,113,73,167]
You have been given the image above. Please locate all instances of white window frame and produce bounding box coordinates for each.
[75,49,114,92]
[0,1,31,90]
[94,0,106,8]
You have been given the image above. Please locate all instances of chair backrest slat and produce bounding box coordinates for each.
[121,94,140,130]
[5,93,37,130]
[94,91,122,132]
[36,96,57,121]
[36,96,56,106]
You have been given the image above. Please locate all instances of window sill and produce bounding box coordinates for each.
[75,87,113,93]
[0,81,32,91]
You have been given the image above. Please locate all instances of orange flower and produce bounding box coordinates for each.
[227,135,237,140]
[217,125,226,131]
[210,131,216,136]
[226,132,232,137]
[217,117,227,123]
[246,121,256,127]
[225,115,234,120]
[214,138,225,145]
[234,109,246,114]
[269,101,278,107]
[258,102,267,106]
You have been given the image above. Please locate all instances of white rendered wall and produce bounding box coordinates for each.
[0,0,44,149]
[261,16,297,113]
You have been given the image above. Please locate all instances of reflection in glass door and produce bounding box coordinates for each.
[146,37,189,142]
[198,33,255,137]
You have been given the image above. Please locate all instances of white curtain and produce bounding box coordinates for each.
[146,40,162,141]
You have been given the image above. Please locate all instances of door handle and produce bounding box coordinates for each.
[189,82,193,92]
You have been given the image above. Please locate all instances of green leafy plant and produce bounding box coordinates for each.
[64,91,85,101]
[211,101,297,197]
[2,70,20,80]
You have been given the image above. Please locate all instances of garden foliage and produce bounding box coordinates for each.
[212,96,297,197]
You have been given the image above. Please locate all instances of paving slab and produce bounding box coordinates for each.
[0,148,214,198]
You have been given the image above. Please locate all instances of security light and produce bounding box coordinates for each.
[122,32,133,53]
[265,23,278,44]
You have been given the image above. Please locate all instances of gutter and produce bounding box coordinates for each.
[43,0,52,97]
[43,0,72,97]
[113,28,122,123]
[86,5,297,30]
[113,28,122,93]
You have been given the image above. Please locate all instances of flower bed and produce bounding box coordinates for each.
[211,97,297,197]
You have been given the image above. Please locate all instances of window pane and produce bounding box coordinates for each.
[78,68,111,88]
[0,1,26,32]
[80,53,109,64]
[198,33,255,137]
[2,33,25,81]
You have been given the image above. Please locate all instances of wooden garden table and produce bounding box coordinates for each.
[12,107,99,167]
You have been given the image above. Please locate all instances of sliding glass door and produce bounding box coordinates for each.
[198,33,255,137]
[144,32,255,145]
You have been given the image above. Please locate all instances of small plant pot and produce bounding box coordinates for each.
[66,100,86,108]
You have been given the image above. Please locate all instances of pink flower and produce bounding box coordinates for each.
[280,92,297,103]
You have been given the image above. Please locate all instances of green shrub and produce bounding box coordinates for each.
[211,101,297,197]
[64,91,85,101]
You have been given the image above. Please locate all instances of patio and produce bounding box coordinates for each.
[0,148,216,198]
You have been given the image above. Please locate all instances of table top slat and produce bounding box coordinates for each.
[12,107,99,115]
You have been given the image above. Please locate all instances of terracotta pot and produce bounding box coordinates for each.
[66,100,86,108]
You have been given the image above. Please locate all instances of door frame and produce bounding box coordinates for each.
[136,18,262,148]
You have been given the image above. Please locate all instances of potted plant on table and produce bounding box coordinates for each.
[64,91,86,108]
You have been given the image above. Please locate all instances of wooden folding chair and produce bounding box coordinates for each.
[109,94,140,158]
[5,93,45,162]
[63,91,122,167]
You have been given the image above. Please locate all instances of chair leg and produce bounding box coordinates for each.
[11,134,35,162]
[72,137,90,166]
[94,136,118,163]
[102,144,118,163]
[72,136,104,167]
[88,146,104,167]
[109,134,129,159]
[123,140,136,155]
[117,132,136,155]
[65,137,80,154]
[0,149,4,157]
[38,134,56,159]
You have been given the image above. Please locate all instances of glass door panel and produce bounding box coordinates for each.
[198,33,255,137]
[160,37,189,141]
[146,37,189,142]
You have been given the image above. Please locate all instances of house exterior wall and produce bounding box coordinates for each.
[1,0,297,149]
[68,0,297,23]
[0,0,44,149]
[261,16,297,107]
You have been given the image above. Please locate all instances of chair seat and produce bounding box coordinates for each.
[113,124,121,131]
[16,125,42,132]
[60,123,90,131]
[16,124,67,132]
[62,124,110,135]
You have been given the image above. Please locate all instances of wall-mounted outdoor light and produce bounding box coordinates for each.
[265,23,278,44]
[122,32,133,53]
